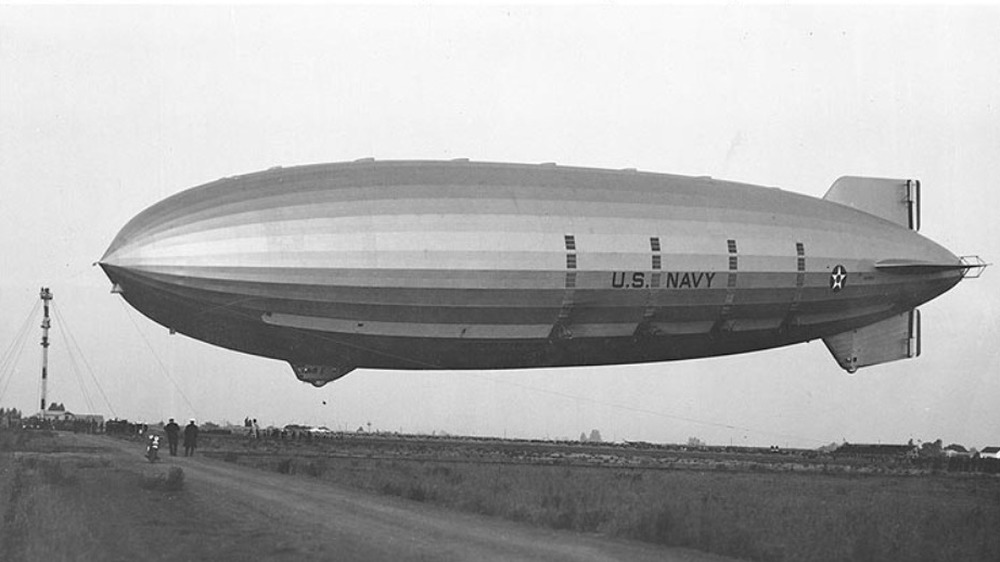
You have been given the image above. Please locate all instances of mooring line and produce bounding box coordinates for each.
[0,300,40,402]
[51,304,117,417]
[118,299,199,417]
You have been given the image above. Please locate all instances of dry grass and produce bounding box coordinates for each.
[139,466,185,492]
[0,431,186,561]
[226,450,1000,562]
[0,454,106,561]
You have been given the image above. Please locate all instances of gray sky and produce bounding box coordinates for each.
[1,5,997,448]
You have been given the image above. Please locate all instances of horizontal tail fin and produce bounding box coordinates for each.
[874,259,967,273]
[875,256,989,278]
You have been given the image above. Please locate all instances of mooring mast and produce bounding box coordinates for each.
[39,287,52,413]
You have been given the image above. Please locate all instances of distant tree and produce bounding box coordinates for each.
[589,429,602,443]
[580,432,588,442]
[817,441,839,453]
[202,421,221,430]
[687,436,705,447]
[920,438,944,458]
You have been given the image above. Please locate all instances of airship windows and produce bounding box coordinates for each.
[563,234,577,288]
[726,240,739,293]
[650,237,662,271]
[564,235,577,269]
[796,242,806,288]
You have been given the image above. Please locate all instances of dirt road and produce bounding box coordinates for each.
[4,432,734,561]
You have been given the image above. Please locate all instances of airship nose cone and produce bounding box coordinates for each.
[99,196,170,296]
[98,261,124,291]
[99,228,138,289]
[99,246,137,298]
[100,212,145,268]
[98,246,122,275]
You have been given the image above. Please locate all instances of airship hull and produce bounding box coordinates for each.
[100,160,966,382]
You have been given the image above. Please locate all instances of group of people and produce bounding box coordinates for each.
[162,418,199,456]
[244,417,260,439]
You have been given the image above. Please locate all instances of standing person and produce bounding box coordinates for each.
[183,419,199,457]
[164,418,181,456]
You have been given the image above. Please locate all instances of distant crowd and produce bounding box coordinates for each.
[243,417,333,442]
[21,417,102,434]
[105,418,148,436]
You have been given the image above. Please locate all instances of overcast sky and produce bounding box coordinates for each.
[1,5,997,448]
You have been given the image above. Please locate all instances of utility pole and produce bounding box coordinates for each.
[39,287,53,414]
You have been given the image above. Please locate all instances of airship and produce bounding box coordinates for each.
[100,159,985,386]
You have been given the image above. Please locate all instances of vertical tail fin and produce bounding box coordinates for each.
[824,309,920,373]
[824,176,920,231]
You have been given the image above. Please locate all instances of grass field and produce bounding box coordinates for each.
[0,430,202,561]
[1,431,114,560]
[206,434,1000,562]
[4,430,999,561]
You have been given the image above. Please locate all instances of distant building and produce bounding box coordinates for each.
[40,404,103,425]
[978,446,1000,459]
[41,403,71,421]
[834,443,918,460]
[944,444,970,458]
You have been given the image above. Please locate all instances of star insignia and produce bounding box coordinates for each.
[830,265,847,292]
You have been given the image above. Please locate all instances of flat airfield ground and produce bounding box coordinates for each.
[3,429,999,562]
[0,430,732,562]
[199,432,1000,561]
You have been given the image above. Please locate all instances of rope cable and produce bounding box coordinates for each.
[117,299,198,417]
[51,304,117,417]
[50,305,97,413]
[115,292,826,445]
[220,304,825,445]
[62,339,96,413]
[0,300,40,389]
[0,302,40,403]
[471,371,826,445]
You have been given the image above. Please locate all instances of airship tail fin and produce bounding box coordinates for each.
[824,176,920,231]
[823,309,920,373]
